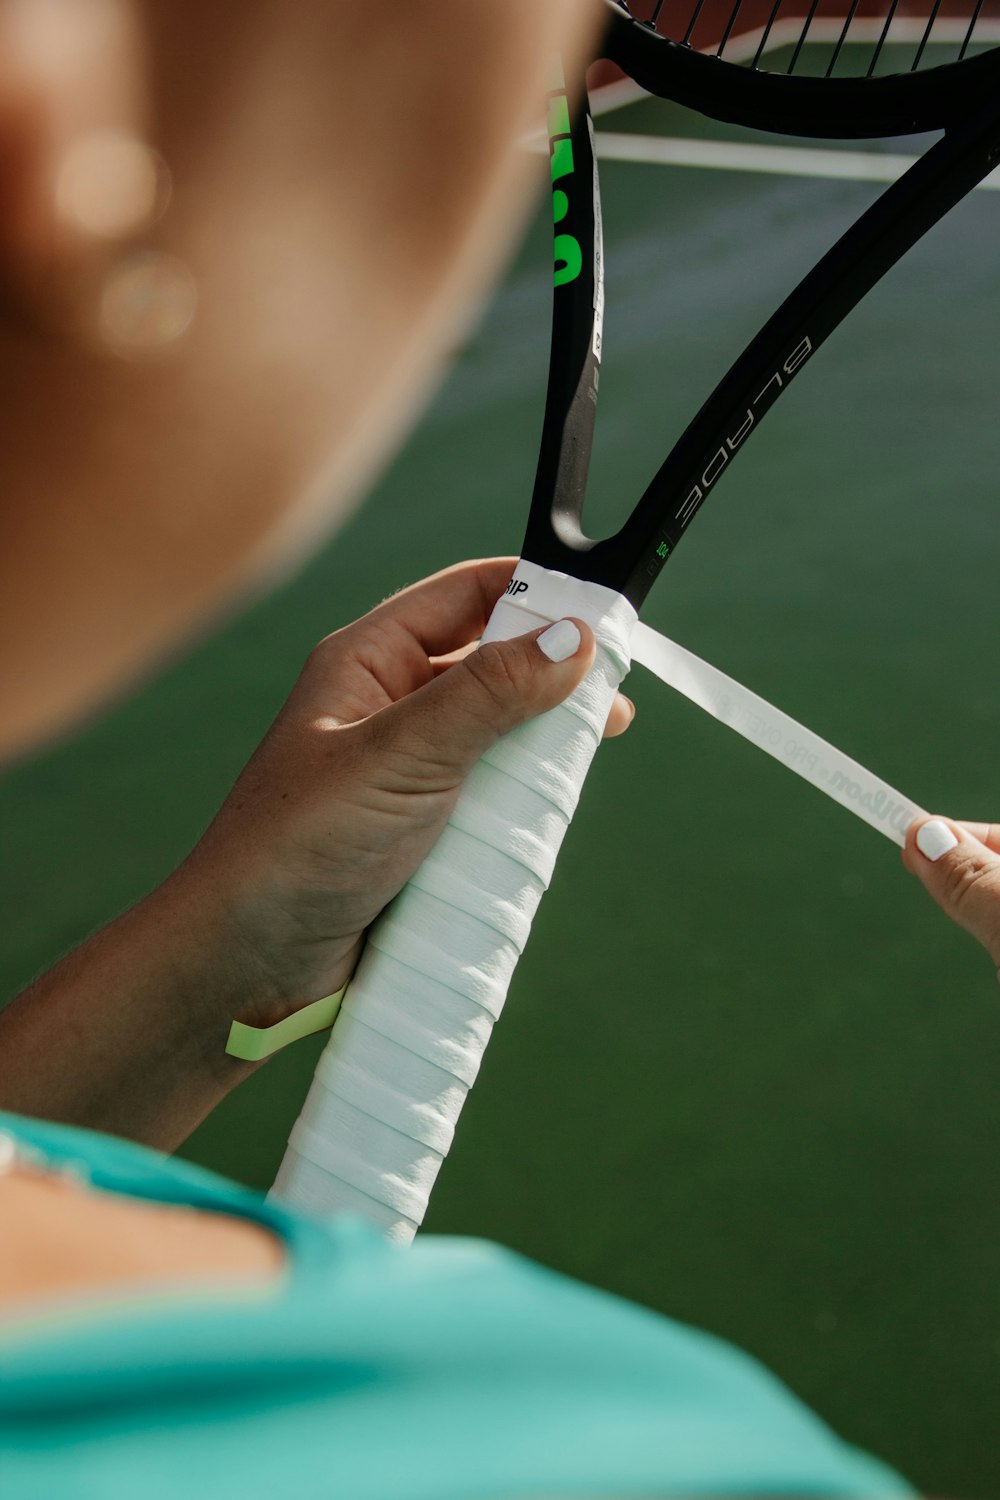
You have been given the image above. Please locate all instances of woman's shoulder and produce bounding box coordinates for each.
[0,1108,336,1261]
[0,1110,914,1500]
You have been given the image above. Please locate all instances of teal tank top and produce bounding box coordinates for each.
[0,1110,913,1499]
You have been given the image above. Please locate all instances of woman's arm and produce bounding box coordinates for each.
[0,560,631,1149]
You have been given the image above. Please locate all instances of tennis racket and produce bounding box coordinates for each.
[271,0,1000,1239]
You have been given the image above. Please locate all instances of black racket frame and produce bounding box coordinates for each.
[522,5,1000,609]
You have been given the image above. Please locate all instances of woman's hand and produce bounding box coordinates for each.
[0,559,632,1148]
[904,817,1000,972]
[176,558,634,1030]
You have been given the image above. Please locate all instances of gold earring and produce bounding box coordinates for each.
[54,131,197,357]
[0,130,197,358]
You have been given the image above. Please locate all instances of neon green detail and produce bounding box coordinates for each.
[547,94,571,141]
[656,542,670,559]
[554,234,583,287]
[225,984,348,1062]
[546,63,581,286]
[550,135,574,186]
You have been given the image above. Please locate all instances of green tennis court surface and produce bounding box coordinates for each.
[3,76,999,1495]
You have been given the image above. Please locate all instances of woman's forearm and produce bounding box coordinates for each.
[0,874,267,1150]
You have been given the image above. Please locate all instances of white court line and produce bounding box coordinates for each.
[594,130,1000,189]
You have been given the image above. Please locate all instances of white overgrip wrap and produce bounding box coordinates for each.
[270,562,636,1240]
[630,624,925,845]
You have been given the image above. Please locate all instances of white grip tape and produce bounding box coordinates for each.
[630,624,925,846]
[270,562,636,1240]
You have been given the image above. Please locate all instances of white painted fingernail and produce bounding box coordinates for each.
[916,820,959,862]
[537,620,580,663]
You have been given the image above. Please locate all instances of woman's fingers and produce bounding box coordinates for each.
[903,816,1000,969]
[304,560,639,740]
[372,618,597,790]
[433,646,635,739]
[955,821,1000,854]
[297,559,520,718]
[360,558,521,658]
[297,559,640,743]
[604,693,635,739]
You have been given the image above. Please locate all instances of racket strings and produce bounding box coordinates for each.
[825,0,865,75]
[959,0,989,56]
[624,0,1000,75]
[784,0,824,71]
[681,0,711,45]
[751,0,789,64]
[912,0,948,67]
[865,0,902,76]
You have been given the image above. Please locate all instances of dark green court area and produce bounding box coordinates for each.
[2,84,999,1496]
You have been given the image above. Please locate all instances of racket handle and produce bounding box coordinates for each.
[270,562,635,1240]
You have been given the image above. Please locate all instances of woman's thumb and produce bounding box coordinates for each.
[904,817,1000,967]
[382,618,596,784]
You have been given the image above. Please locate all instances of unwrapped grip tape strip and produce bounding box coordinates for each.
[630,623,925,847]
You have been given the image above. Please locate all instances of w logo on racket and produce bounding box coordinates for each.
[548,71,582,287]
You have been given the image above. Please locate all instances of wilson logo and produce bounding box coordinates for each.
[675,336,814,532]
[548,79,581,287]
[827,773,913,837]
